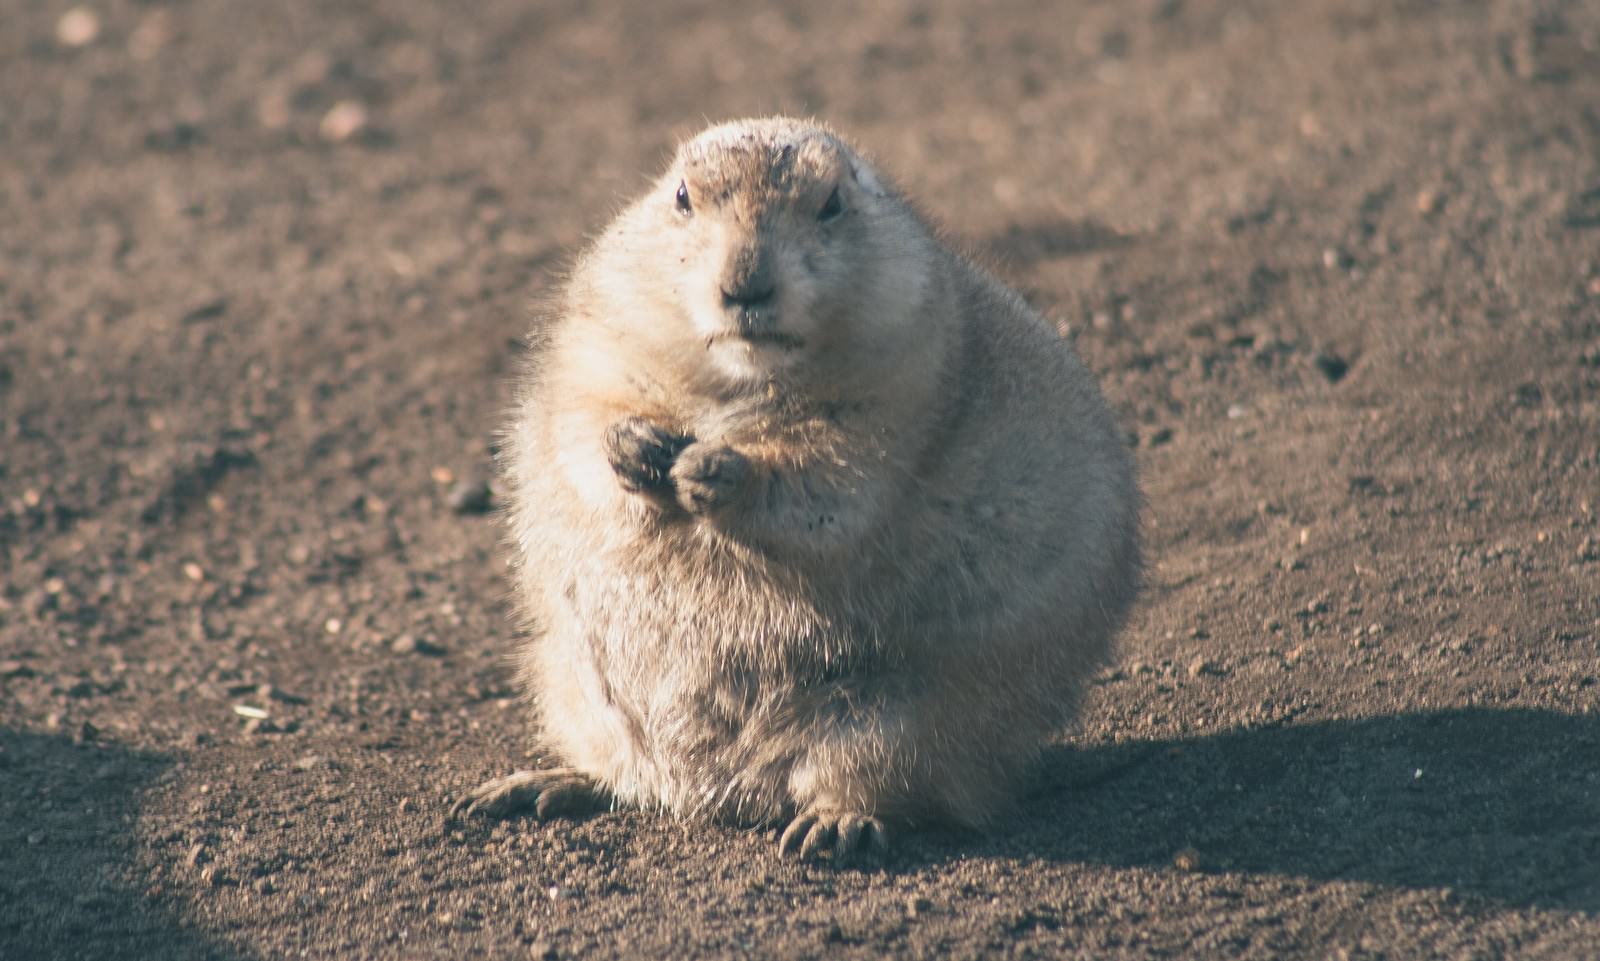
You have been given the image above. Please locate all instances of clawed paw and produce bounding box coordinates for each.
[448,768,605,822]
[778,810,890,863]
[604,417,690,497]
[671,444,750,514]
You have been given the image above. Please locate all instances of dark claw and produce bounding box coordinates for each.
[778,810,889,862]
[800,818,837,859]
[835,815,865,858]
[779,814,816,857]
[448,769,604,823]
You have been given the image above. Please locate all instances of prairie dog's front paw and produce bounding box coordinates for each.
[604,416,690,500]
[671,444,751,514]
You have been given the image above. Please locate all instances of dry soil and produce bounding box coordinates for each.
[3,0,1599,958]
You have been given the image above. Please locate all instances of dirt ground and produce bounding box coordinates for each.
[3,0,1599,957]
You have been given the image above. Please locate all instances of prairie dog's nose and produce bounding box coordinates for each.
[722,281,776,308]
[720,244,777,308]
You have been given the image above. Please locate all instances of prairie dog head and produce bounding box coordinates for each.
[593,118,937,391]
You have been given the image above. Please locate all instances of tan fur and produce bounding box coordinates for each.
[493,117,1141,837]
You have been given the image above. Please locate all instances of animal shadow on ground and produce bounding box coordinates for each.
[0,728,252,961]
[904,708,1600,913]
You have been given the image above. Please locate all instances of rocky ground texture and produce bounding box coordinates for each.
[3,0,1599,958]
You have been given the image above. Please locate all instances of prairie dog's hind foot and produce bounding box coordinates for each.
[448,768,607,822]
[778,809,890,863]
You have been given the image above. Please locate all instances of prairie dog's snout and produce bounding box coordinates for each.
[719,237,777,311]
[715,231,789,347]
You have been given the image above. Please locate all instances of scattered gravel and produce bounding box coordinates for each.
[446,477,494,514]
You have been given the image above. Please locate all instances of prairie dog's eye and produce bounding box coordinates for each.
[817,186,843,222]
[675,181,692,215]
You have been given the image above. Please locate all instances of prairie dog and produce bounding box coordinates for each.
[452,117,1142,860]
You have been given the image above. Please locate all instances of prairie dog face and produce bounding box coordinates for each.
[615,119,932,388]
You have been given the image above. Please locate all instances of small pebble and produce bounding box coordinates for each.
[447,477,493,514]
[1415,188,1443,215]
[391,634,446,657]
[319,101,368,143]
[56,8,100,47]
[183,563,205,582]
[257,91,292,130]
[260,684,307,705]
[182,298,229,323]
[0,660,34,678]
[1313,351,1350,382]
[906,896,933,917]
[529,941,558,960]
[1187,657,1220,678]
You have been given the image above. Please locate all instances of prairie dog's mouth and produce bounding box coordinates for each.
[707,330,806,351]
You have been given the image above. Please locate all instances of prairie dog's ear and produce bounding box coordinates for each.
[849,159,887,198]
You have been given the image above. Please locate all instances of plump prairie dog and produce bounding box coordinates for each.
[452,117,1142,860]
